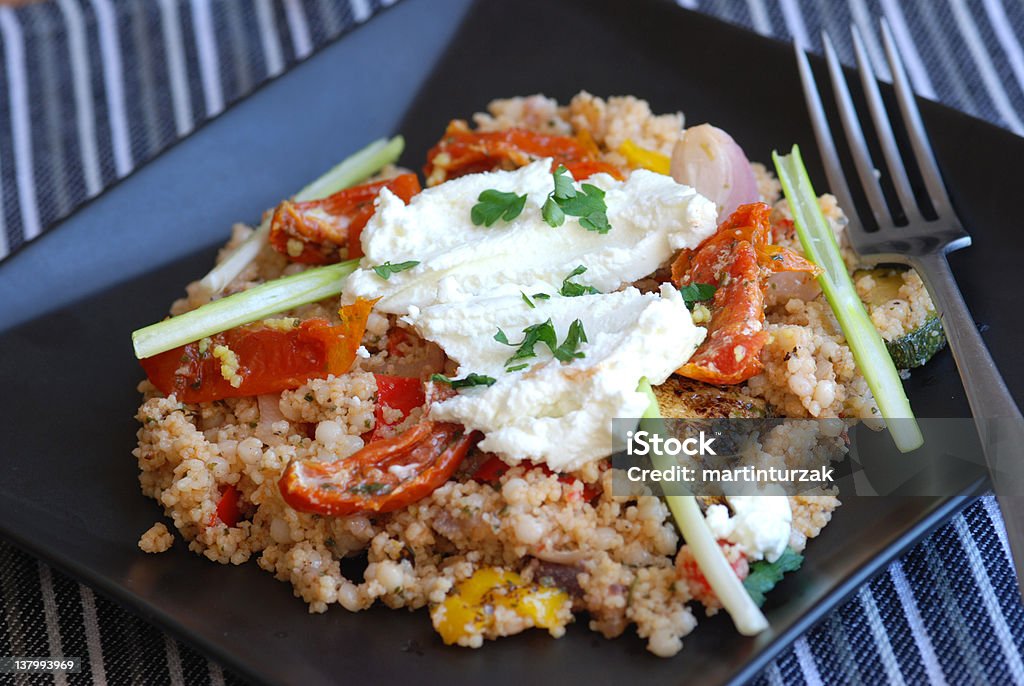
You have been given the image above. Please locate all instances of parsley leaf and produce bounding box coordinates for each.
[742,548,803,606]
[542,197,566,227]
[552,319,588,362]
[679,282,718,308]
[431,373,496,389]
[559,265,600,297]
[372,260,419,280]
[521,291,536,309]
[498,320,559,368]
[532,293,551,300]
[551,165,576,199]
[495,318,588,368]
[542,167,612,233]
[470,189,527,227]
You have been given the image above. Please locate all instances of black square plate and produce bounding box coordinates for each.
[0,1,1018,684]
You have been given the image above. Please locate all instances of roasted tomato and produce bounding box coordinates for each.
[139,300,374,403]
[269,173,421,263]
[364,374,426,443]
[279,421,479,516]
[207,485,241,528]
[672,203,821,385]
[423,120,623,186]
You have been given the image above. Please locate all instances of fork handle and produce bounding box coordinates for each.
[912,251,1024,579]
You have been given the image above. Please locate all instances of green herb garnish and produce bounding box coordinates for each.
[542,166,612,233]
[506,363,530,372]
[430,373,497,389]
[533,293,551,300]
[471,189,528,227]
[742,548,804,606]
[559,265,600,297]
[679,282,718,308]
[521,291,536,308]
[495,320,559,368]
[372,260,420,280]
[552,319,588,362]
[495,318,588,368]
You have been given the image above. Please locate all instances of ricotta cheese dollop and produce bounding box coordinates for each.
[342,159,718,471]
[343,159,718,313]
[410,285,704,471]
[704,496,793,562]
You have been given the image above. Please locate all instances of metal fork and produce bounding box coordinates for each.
[796,21,1024,587]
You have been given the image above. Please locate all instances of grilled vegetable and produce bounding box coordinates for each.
[430,567,570,646]
[270,174,421,263]
[424,120,622,186]
[132,259,361,359]
[885,314,946,369]
[139,300,373,402]
[854,265,908,307]
[671,203,821,385]
[278,421,478,516]
[653,376,768,419]
[853,266,947,369]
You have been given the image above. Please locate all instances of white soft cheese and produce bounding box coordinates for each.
[342,159,718,313]
[408,285,705,471]
[705,496,793,562]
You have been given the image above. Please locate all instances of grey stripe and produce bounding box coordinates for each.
[921,537,984,681]
[164,634,186,686]
[744,0,772,35]
[254,0,285,77]
[129,0,163,158]
[56,0,102,198]
[158,0,194,136]
[315,0,346,38]
[37,563,68,686]
[793,636,823,685]
[888,561,947,685]
[915,0,976,113]
[78,585,108,684]
[27,5,71,218]
[827,612,863,685]
[222,0,254,95]
[858,585,906,685]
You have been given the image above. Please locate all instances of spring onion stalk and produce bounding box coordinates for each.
[195,136,404,299]
[133,259,359,359]
[772,146,922,452]
[637,378,769,636]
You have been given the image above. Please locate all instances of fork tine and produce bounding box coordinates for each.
[793,44,863,245]
[822,31,891,227]
[880,18,954,218]
[850,25,922,222]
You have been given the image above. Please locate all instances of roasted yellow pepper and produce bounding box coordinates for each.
[431,567,571,647]
[619,139,671,175]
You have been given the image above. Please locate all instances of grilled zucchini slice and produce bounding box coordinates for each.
[885,314,946,369]
[655,377,769,418]
[854,265,947,369]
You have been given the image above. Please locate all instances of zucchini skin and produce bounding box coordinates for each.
[884,314,947,369]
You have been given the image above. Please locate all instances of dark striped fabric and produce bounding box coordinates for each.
[1,1,1023,685]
